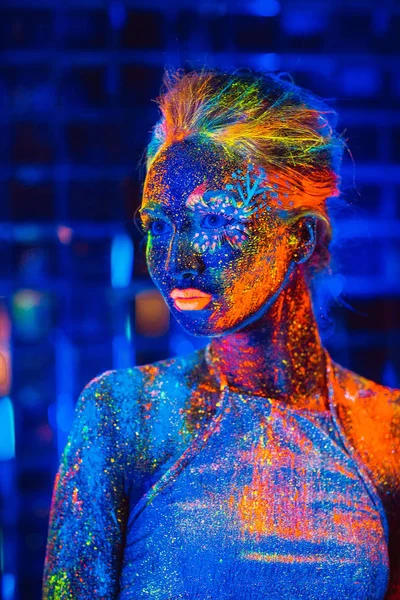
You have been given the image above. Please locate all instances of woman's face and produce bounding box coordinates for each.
[141,139,298,337]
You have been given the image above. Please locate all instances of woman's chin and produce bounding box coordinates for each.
[172,310,247,338]
[172,299,275,337]
[173,315,221,338]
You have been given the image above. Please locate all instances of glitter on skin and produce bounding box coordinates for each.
[43,69,400,599]
[141,139,302,338]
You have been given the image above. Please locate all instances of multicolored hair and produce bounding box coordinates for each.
[145,67,346,280]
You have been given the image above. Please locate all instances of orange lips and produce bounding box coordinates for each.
[170,288,212,311]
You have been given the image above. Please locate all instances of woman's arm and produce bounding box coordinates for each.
[42,370,131,599]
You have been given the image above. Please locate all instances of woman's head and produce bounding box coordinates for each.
[140,68,345,337]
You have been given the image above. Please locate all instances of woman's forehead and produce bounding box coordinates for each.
[143,140,241,208]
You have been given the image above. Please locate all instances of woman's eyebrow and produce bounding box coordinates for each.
[139,206,165,216]
[139,207,177,225]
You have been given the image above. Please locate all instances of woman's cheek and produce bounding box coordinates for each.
[145,237,155,273]
[211,236,290,330]
[146,237,165,283]
[206,249,253,323]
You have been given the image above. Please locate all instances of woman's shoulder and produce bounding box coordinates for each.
[329,356,400,494]
[79,347,210,440]
[330,357,400,414]
[85,346,207,401]
[79,347,212,475]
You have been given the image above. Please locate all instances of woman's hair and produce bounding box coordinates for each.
[145,67,347,331]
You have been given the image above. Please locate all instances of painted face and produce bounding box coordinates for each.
[140,138,297,337]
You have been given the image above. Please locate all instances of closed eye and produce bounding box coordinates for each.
[201,214,232,229]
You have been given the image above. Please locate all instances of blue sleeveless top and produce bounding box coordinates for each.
[42,359,391,599]
[120,387,389,599]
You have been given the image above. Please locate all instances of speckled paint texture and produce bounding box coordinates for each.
[43,69,400,598]
[42,347,400,598]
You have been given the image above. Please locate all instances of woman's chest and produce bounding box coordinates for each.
[120,403,389,599]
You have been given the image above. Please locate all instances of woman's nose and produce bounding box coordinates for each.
[166,234,204,280]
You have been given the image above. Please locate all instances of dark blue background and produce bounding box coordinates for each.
[0,1,399,598]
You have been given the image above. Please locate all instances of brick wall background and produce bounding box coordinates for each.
[0,1,399,598]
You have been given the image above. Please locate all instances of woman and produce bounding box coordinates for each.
[42,69,400,599]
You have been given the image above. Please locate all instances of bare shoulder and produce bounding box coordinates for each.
[90,346,208,405]
[136,346,208,392]
[84,346,211,447]
[330,358,400,492]
[331,358,400,412]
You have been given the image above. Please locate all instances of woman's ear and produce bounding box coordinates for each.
[289,216,318,265]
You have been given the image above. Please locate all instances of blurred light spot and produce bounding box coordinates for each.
[16,224,41,243]
[253,53,280,71]
[2,573,16,600]
[13,289,51,341]
[282,9,325,34]
[18,386,42,410]
[125,314,132,341]
[340,67,379,97]
[372,8,389,34]
[57,225,73,245]
[109,1,126,29]
[33,84,55,112]
[246,0,280,17]
[111,233,134,288]
[0,306,11,396]
[135,290,169,337]
[0,352,11,397]
[0,305,11,341]
[13,289,42,310]
[15,166,43,185]
[0,397,15,461]
[56,394,75,433]
[382,360,398,388]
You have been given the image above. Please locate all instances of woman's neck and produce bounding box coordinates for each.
[209,272,329,410]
